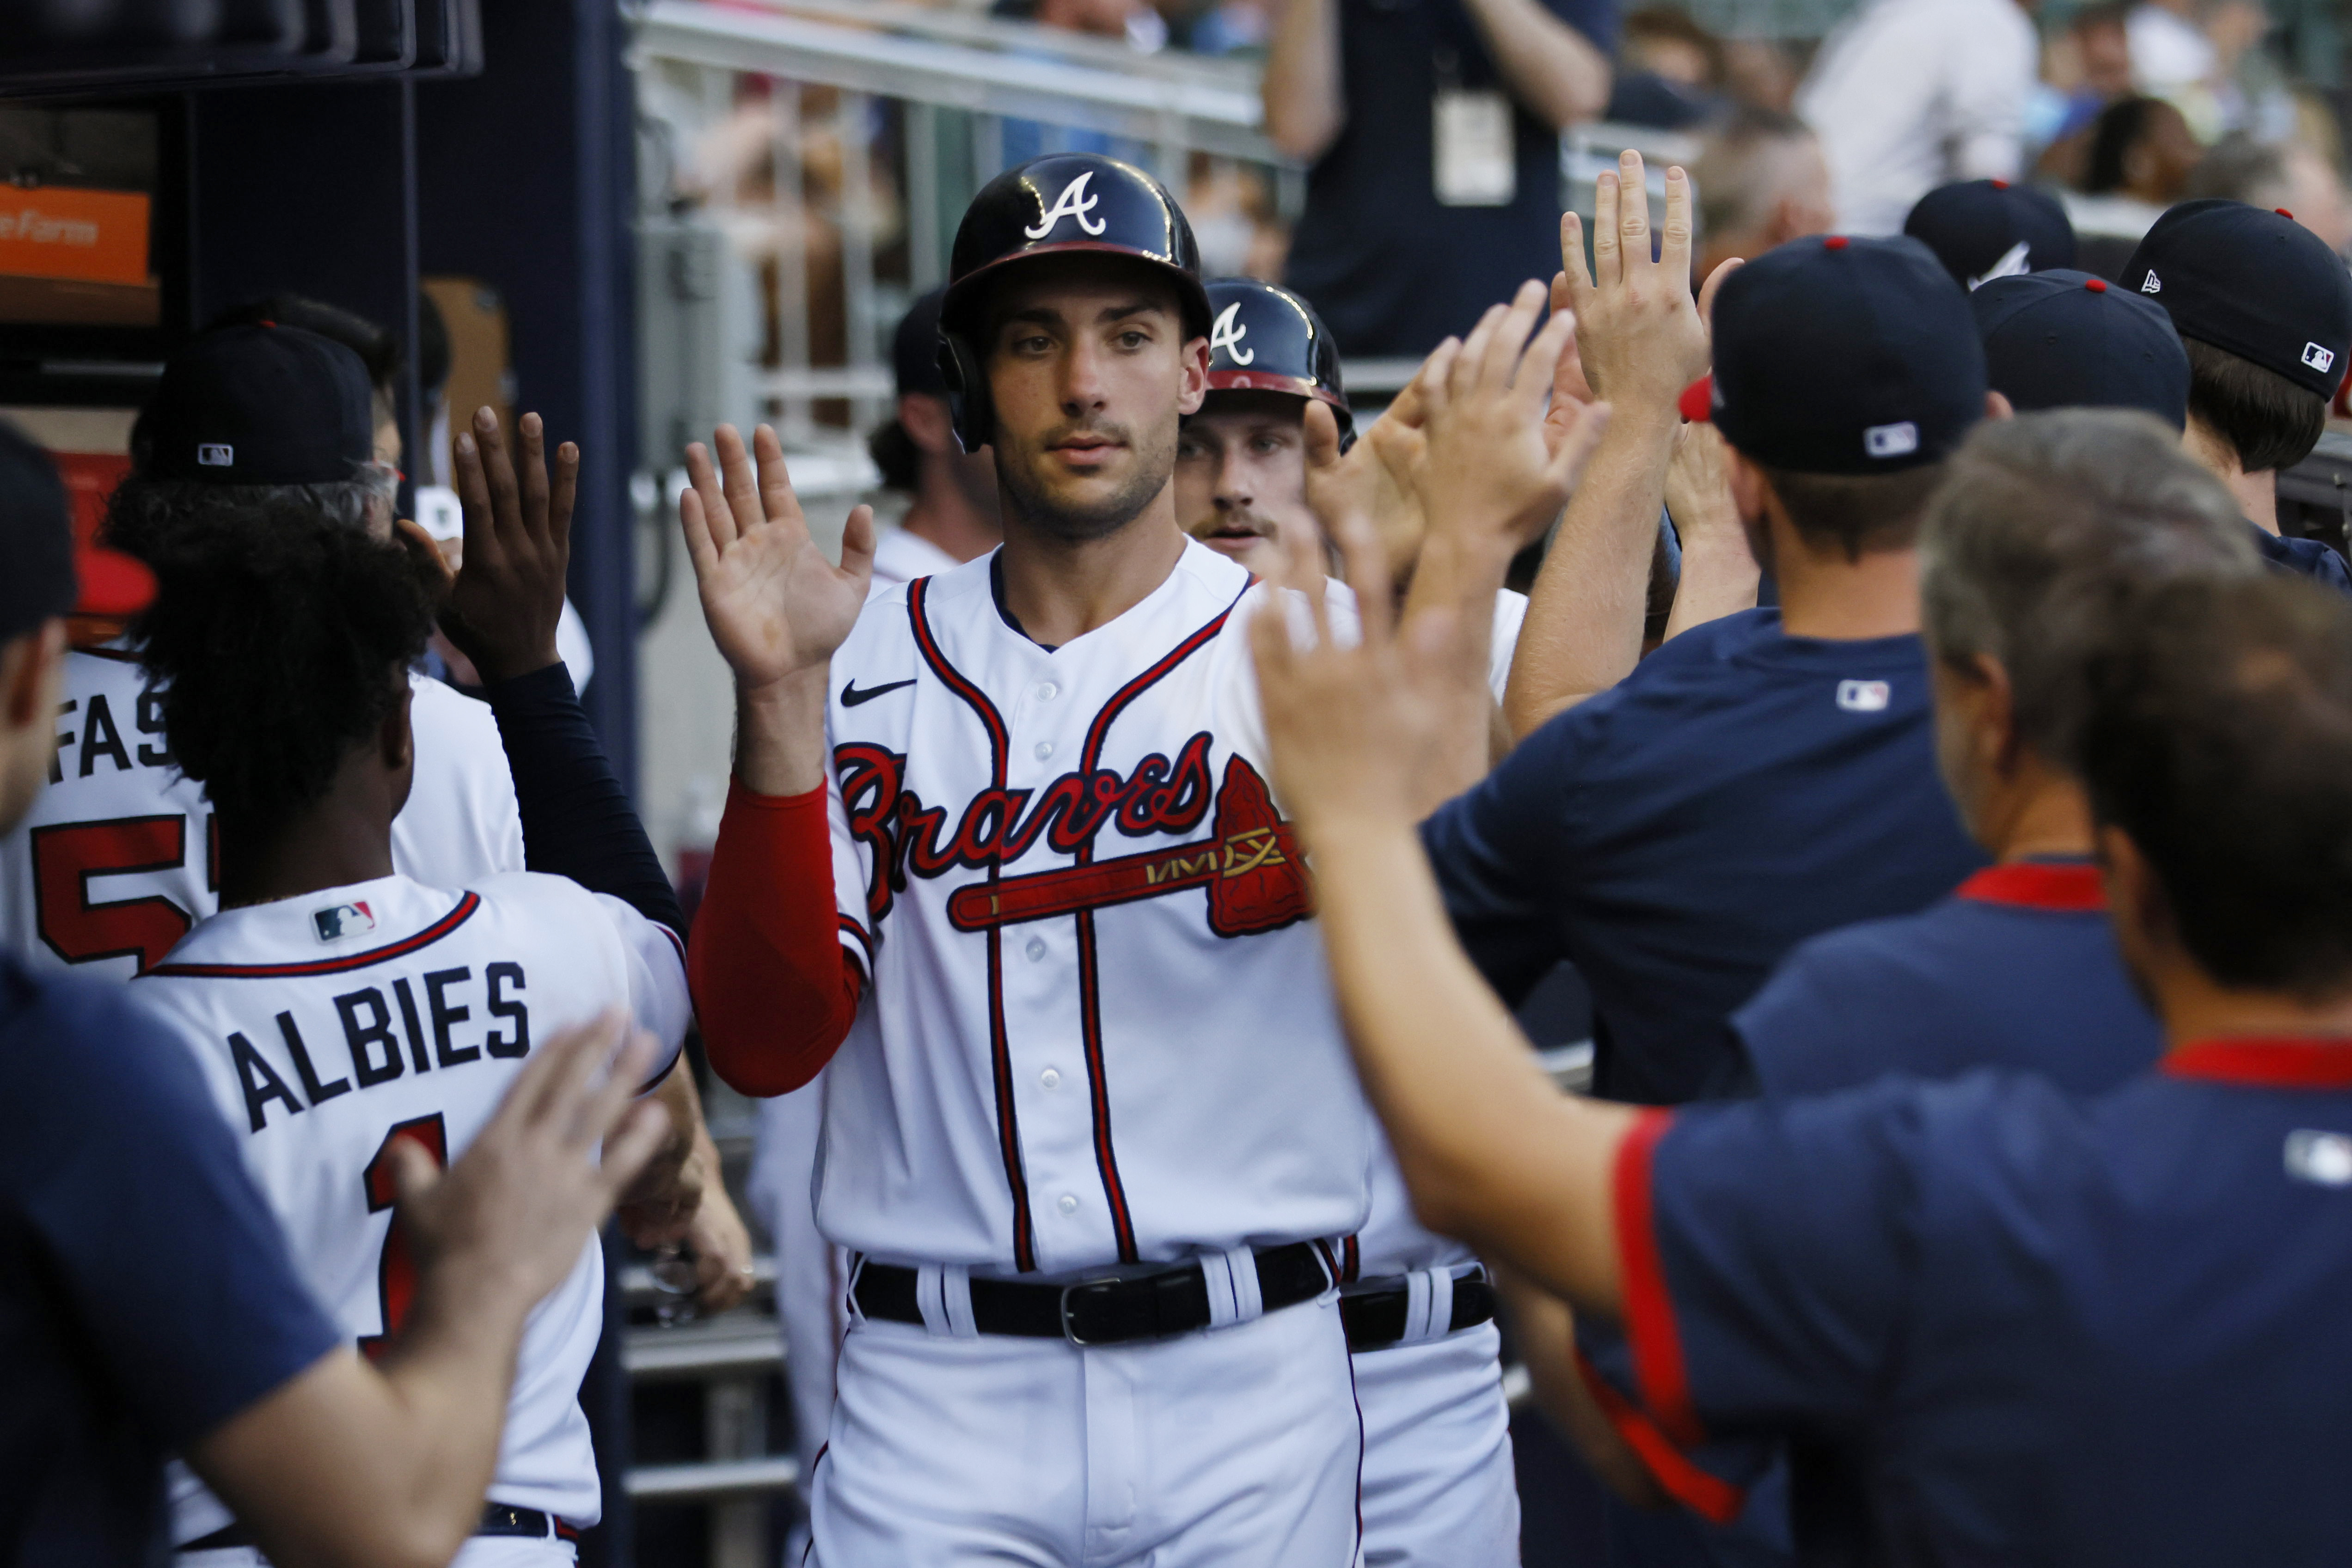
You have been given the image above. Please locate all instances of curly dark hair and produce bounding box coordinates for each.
[134,500,436,834]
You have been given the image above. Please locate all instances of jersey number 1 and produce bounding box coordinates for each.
[358,1113,449,1363]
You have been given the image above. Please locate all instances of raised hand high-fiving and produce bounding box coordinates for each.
[680,423,876,690]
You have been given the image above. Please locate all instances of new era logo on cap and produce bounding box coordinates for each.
[1837,680,1892,712]
[1864,422,1919,459]
[197,443,233,467]
[2140,271,2162,294]
[313,901,375,943]
[2304,342,2337,374]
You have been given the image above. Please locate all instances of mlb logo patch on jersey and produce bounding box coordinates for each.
[197,443,234,467]
[2303,342,2336,375]
[2285,1129,2352,1186]
[1837,680,1892,712]
[313,901,376,942]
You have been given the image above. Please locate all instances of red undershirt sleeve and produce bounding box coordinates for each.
[687,779,866,1096]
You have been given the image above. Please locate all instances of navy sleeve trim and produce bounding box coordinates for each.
[482,662,687,940]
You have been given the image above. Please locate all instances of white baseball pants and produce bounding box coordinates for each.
[809,1289,1366,1566]
[1354,1320,1520,1567]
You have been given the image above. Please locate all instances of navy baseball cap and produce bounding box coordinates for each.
[0,421,153,643]
[1971,270,2190,429]
[140,323,377,485]
[1904,179,2078,290]
[2120,199,2352,398]
[1684,234,1987,475]
[893,287,949,399]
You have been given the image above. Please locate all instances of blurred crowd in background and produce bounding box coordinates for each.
[660,0,2352,398]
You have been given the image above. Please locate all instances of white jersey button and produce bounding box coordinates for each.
[1026,938,1046,962]
[1036,682,1059,701]
[1035,741,1055,760]
[1041,1067,1061,1090]
[1058,1194,1080,1215]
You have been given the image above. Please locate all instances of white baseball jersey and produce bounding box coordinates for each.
[0,643,523,980]
[138,870,690,1540]
[867,525,963,593]
[816,540,1371,1274]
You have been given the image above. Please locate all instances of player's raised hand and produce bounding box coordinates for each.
[1410,279,1614,558]
[387,1011,674,1314]
[442,407,579,685]
[1558,154,1712,412]
[680,424,876,690]
[1251,501,1461,841]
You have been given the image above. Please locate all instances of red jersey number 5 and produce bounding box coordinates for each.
[30,815,194,973]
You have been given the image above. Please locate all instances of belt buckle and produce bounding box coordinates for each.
[1059,1275,1130,1346]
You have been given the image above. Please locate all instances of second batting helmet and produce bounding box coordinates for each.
[1199,277,1353,447]
[936,153,1211,451]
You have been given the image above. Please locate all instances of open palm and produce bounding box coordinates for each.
[679,423,875,688]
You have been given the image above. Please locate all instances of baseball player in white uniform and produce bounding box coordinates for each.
[124,482,694,1564]
[0,324,522,980]
[686,155,1385,1564]
[1175,276,1520,1566]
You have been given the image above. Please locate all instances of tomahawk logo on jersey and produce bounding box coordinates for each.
[135,870,689,1544]
[0,643,523,980]
[812,541,1371,1275]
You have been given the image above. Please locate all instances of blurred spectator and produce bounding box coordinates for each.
[1266,0,1616,358]
[2081,95,2201,207]
[2027,3,2136,153]
[1185,155,1290,277]
[2127,0,2215,102]
[1167,0,1274,51]
[864,288,1001,587]
[2185,132,2352,255]
[1795,0,2039,233]
[2129,0,2293,141]
[1722,37,1805,113]
[1690,108,1834,283]
[997,0,1170,49]
[1607,7,1727,129]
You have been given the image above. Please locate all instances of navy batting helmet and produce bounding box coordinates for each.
[936,153,1211,452]
[1199,277,1353,446]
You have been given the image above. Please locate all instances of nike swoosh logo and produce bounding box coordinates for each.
[841,677,918,707]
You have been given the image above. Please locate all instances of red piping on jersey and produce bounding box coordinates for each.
[911,577,1037,1273]
[1067,582,1250,1266]
[1573,1348,1747,1525]
[837,913,875,982]
[1956,861,2106,912]
[1613,1108,1706,1449]
[147,893,481,978]
[2164,1037,2352,1088]
[689,782,864,1097]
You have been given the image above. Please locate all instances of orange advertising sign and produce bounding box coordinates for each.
[0,186,150,288]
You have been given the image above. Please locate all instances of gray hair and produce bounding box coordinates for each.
[1919,407,2261,768]
[102,461,398,563]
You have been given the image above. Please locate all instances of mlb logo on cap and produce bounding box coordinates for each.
[2286,1129,2352,1186]
[2305,343,2336,374]
[1864,422,1919,459]
[197,443,233,467]
[1837,680,1892,712]
[313,901,376,942]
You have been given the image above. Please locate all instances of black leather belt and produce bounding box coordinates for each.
[1339,1268,1498,1352]
[853,1241,1332,1346]
[180,1502,577,1554]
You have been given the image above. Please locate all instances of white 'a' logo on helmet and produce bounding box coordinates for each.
[1025,171,1108,239]
[1210,301,1255,365]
